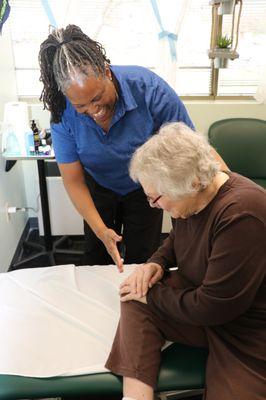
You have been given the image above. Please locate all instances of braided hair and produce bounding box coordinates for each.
[38,24,111,123]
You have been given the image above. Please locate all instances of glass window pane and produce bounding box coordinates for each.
[217,0,266,96]
[16,70,43,97]
[176,69,211,96]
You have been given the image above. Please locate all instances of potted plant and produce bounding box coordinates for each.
[208,34,238,68]
[217,35,232,49]
[208,0,240,69]
[214,35,232,68]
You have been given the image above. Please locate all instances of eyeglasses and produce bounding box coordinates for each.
[146,195,162,205]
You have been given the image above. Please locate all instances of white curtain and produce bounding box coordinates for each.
[151,0,190,87]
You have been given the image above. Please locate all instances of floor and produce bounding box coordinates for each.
[10,229,202,400]
[10,229,85,271]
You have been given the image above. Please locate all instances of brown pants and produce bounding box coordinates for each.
[105,272,266,400]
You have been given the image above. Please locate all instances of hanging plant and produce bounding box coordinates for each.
[217,35,232,49]
[209,33,238,69]
[208,0,242,69]
[212,34,234,68]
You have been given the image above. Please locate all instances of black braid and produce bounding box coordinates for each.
[38,24,111,123]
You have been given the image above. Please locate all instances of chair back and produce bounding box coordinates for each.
[208,118,266,188]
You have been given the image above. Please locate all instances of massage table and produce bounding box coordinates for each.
[0,265,207,400]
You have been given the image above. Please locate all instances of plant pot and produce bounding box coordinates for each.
[214,57,229,68]
[208,48,238,68]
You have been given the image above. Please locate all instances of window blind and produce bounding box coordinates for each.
[7,0,266,97]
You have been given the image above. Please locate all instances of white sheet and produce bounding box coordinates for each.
[0,264,136,377]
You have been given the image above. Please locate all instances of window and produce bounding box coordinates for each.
[175,0,212,96]
[218,0,266,96]
[6,0,266,97]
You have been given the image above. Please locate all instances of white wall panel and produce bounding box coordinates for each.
[0,25,27,272]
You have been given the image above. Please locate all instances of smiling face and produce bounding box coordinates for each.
[65,67,118,124]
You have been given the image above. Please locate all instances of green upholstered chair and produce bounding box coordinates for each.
[208,118,266,189]
[0,342,208,399]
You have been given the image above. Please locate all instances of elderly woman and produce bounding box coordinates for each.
[105,123,266,400]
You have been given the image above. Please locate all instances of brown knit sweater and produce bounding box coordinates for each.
[147,172,266,372]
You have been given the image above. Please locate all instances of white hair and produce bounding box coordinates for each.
[130,122,221,199]
[51,27,107,94]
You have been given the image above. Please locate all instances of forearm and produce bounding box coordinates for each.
[147,229,177,270]
[147,284,233,326]
[148,216,265,326]
[58,162,123,269]
[63,179,106,237]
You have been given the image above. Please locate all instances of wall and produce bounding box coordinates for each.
[0,26,27,272]
[22,105,50,219]
[25,100,266,233]
[186,100,266,134]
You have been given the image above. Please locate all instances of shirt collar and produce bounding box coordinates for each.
[110,65,137,112]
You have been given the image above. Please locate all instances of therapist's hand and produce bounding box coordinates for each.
[98,227,124,272]
[119,262,164,299]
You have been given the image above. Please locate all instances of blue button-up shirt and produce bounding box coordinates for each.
[51,65,194,195]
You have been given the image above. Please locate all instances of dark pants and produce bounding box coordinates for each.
[81,172,163,265]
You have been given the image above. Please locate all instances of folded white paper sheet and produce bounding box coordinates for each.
[0,264,136,377]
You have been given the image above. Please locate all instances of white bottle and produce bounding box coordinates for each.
[3,102,29,156]
[2,123,21,155]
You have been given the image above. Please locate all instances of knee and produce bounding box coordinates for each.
[120,300,148,330]
[120,300,140,319]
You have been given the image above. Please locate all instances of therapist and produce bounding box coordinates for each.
[39,24,225,271]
